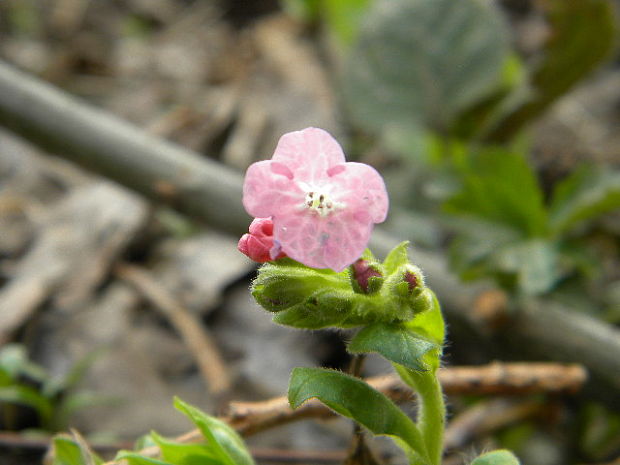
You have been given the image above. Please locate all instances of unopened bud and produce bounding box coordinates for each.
[238,217,286,263]
[350,259,384,294]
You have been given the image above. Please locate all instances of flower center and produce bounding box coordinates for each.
[304,190,339,217]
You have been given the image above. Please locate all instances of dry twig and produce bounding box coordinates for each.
[99,362,585,464]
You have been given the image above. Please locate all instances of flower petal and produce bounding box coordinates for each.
[332,162,389,223]
[243,160,303,218]
[273,210,374,272]
[272,128,346,184]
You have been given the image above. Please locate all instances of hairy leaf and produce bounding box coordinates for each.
[288,367,429,463]
[348,323,436,371]
[404,290,444,348]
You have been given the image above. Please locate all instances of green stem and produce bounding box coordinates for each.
[396,365,446,465]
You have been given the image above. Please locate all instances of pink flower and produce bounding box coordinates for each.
[238,217,287,263]
[242,127,388,272]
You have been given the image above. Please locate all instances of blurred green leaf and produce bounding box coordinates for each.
[492,239,561,295]
[448,217,522,279]
[282,0,370,45]
[444,149,548,237]
[471,449,520,465]
[345,0,509,133]
[174,398,255,465]
[44,349,103,398]
[151,432,220,465]
[0,344,47,382]
[52,436,103,465]
[115,454,172,465]
[382,241,410,275]
[0,385,54,425]
[549,166,620,236]
[322,0,370,45]
[52,437,86,465]
[452,54,527,140]
[487,0,617,142]
[348,323,437,371]
[280,0,321,22]
[288,367,429,463]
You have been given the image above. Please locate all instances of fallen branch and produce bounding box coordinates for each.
[224,362,586,436]
[0,60,618,409]
[114,263,232,397]
[100,362,585,463]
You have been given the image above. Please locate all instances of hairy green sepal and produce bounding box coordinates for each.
[252,242,432,329]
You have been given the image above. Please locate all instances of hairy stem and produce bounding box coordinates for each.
[396,366,445,465]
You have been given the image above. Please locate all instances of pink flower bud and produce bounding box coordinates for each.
[238,218,287,263]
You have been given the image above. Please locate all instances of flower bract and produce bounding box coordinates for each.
[242,127,388,271]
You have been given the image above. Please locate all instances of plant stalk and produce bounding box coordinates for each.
[396,366,445,465]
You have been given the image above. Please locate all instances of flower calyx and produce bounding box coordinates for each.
[251,241,434,330]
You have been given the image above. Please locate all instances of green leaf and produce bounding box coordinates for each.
[549,165,620,236]
[452,53,527,140]
[288,367,430,464]
[487,0,616,142]
[382,241,410,275]
[0,385,54,425]
[345,0,509,133]
[493,239,562,295]
[44,348,104,397]
[405,290,444,347]
[321,0,370,45]
[348,323,436,371]
[0,344,47,382]
[114,454,173,465]
[444,149,548,237]
[471,449,520,465]
[52,437,86,465]
[151,432,220,465]
[174,398,254,465]
[52,436,103,465]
